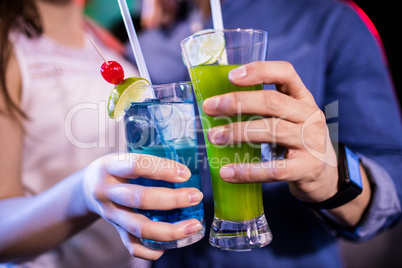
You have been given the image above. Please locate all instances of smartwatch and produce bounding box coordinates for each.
[303,143,363,210]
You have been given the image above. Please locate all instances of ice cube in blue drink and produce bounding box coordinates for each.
[125,116,158,149]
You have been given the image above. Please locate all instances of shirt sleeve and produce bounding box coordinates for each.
[320,3,402,240]
[322,154,401,241]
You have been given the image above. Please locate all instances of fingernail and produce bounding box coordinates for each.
[220,165,235,179]
[203,96,220,112]
[188,191,203,203]
[229,66,247,81]
[177,165,190,179]
[184,222,202,236]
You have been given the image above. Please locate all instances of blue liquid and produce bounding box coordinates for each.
[125,101,204,224]
[127,144,203,223]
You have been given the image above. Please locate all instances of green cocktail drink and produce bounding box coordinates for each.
[190,64,264,221]
[181,28,272,251]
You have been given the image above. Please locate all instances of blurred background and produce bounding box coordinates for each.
[84,0,401,106]
[85,0,402,267]
[84,0,142,42]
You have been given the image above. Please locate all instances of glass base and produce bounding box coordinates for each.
[209,214,272,251]
[140,219,205,250]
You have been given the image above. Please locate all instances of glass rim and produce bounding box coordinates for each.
[128,81,193,105]
[180,28,268,47]
[133,81,192,91]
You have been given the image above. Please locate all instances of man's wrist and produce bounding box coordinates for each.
[302,143,363,210]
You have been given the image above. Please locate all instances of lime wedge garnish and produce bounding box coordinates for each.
[108,77,150,120]
[184,29,225,66]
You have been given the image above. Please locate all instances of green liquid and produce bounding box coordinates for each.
[190,65,264,221]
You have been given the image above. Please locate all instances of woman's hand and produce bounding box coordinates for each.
[83,153,204,260]
[203,61,371,226]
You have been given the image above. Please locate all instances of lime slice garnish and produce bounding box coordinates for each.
[108,77,150,120]
[184,29,225,66]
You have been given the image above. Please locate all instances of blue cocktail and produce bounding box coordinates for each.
[124,82,205,249]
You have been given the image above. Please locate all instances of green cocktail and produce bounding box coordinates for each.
[181,28,272,251]
[190,64,264,221]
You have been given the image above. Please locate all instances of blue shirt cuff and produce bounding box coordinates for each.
[323,154,401,241]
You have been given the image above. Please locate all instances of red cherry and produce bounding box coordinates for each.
[101,61,124,84]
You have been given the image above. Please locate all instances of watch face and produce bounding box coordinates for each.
[345,146,363,188]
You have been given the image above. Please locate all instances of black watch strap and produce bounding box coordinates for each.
[302,143,363,210]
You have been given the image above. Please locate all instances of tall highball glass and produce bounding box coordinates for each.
[124,82,205,249]
[181,29,272,251]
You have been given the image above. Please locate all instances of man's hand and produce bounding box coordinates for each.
[203,61,371,226]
